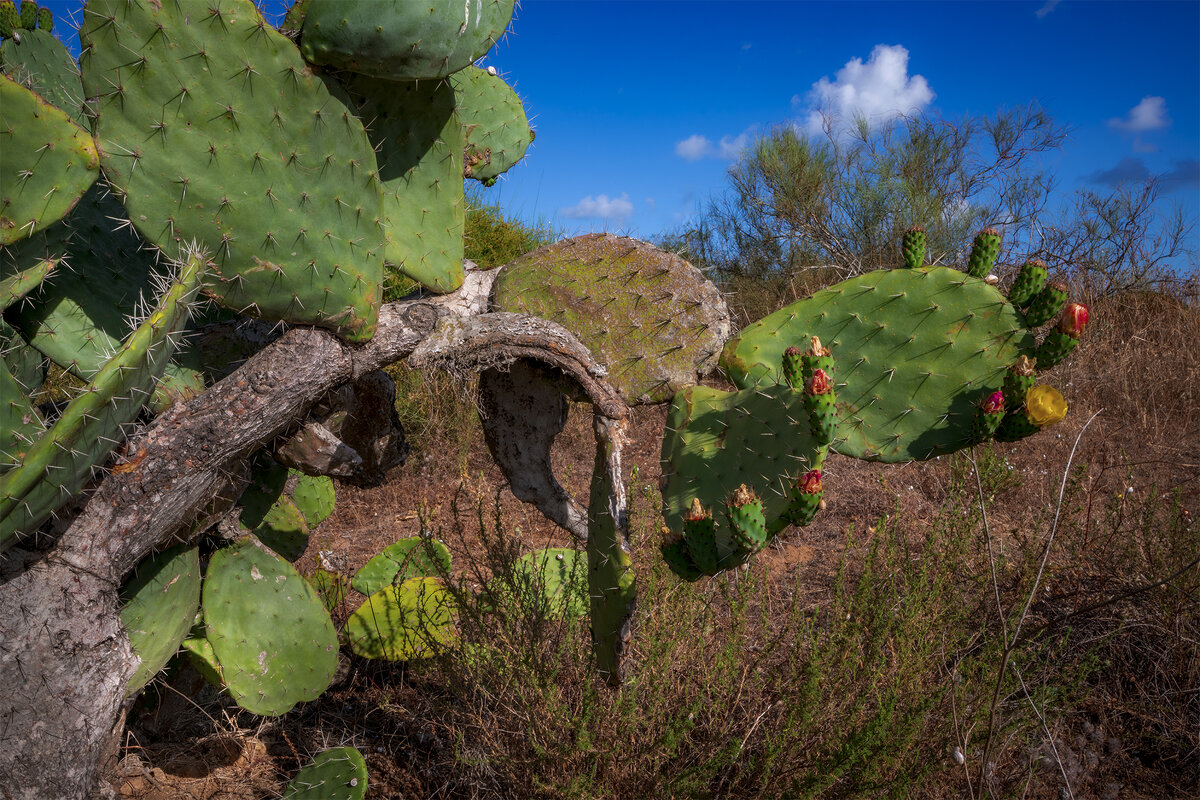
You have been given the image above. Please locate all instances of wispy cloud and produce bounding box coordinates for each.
[674,130,753,161]
[1035,0,1062,19]
[794,44,934,136]
[1084,156,1199,192]
[1108,96,1170,133]
[1161,159,1200,191]
[561,193,633,222]
[1085,157,1151,186]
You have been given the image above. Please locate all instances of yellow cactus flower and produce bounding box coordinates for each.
[1025,385,1067,427]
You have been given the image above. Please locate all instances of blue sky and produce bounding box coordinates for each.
[39,0,1200,260]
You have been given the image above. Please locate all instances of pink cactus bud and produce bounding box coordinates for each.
[798,470,823,494]
[1058,303,1089,337]
[982,391,1005,414]
[806,369,832,396]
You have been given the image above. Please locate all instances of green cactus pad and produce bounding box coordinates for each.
[0,2,17,37]
[1034,330,1078,371]
[1024,282,1068,328]
[901,227,926,269]
[0,250,203,546]
[202,538,338,716]
[1,28,86,124]
[181,617,224,688]
[1,352,43,470]
[80,0,384,342]
[452,66,534,184]
[283,746,368,800]
[492,234,730,404]
[965,228,1001,279]
[34,5,48,32]
[660,538,704,582]
[720,267,1035,462]
[253,495,310,562]
[491,547,587,620]
[299,0,513,80]
[660,383,825,573]
[17,0,32,31]
[238,451,290,529]
[727,491,768,553]
[345,576,456,661]
[782,479,823,528]
[291,471,335,528]
[0,73,99,245]
[1007,260,1047,309]
[119,544,202,694]
[337,74,464,294]
[351,536,452,597]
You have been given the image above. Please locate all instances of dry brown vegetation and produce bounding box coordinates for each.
[114,271,1198,800]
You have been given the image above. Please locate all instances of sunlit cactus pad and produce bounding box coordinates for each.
[299,0,513,80]
[453,66,534,184]
[344,576,456,661]
[492,234,730,404]
[283,746,368,800]
[0,27,86,124]
[0,73,98,244]
[721,267,1034,462]
[660,383,824,572]
[351,536,452,597]
[202,538,338,715]
[80,0,384,342]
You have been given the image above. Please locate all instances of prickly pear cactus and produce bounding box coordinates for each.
[284,746,368,800]
[119,545,202,694]
[492,233,731,404]
[453,66,535,185]
[345,576,456,661]
[202,538,339,715]
[351,536,452,597]
[80,0,385,342]
[299,0,514,80]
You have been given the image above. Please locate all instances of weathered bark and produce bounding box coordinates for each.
[0,281,623,799]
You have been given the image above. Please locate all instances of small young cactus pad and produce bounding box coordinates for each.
[119,544,202,695]
[283,747,368,800]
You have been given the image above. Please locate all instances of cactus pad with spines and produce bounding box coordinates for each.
[119,545,202,694]
[202,537,338,715]
[338,74,464,294]
[452,66,534,184]
[345,576,456,661]
[0,74,98,245]
[1008,260,1047,309]
[80,0,384,342]
[901,226,926,269]
[720,266,1035,462]
[1023,281,1068,328]
[351,537,452,597]
[291,473,336,528]
[492,234,731,404]
[965,228,1001,279]
[0,250,204,546]
[491,547,587,620]
[283,747,368,800]
[299,0,513,79]
[660,383,825,577]
[1,27,85,124]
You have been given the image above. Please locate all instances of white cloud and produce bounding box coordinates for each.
[794,44,934,136]
[675,130,753,161]
[1108,96,1170,133]
[1035,0,1061,19]
[675,134,712,161]
[561,193,633,222]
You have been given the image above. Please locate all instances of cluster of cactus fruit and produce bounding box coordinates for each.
[659,226,1091,580]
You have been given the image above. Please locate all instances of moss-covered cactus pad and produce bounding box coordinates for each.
[345,576,456,661]
[721,267,1034,462]
[80,0,384,342]
[452,66,533,184]
[119,544,202,694]
[492,234,730,404]
[660,383,824,573]
[0,73,98,245]
[299,0,513,80]
[202,538,338,716]
[283,746,368,800]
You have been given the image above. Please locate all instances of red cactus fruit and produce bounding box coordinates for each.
[806,368,832,396]
[1058,303,1089,337]
[798,469,823,494]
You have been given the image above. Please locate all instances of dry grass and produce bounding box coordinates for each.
[118,271,1199,799]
